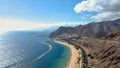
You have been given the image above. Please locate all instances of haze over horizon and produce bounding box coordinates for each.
[0,0,120,33]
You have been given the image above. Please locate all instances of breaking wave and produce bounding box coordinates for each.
[32,42,52,62]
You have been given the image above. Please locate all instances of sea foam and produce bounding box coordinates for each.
[33,42,52,62]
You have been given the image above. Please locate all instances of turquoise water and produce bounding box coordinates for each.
[0,31,70,68]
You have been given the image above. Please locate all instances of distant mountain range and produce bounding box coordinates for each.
[49,18,120,39]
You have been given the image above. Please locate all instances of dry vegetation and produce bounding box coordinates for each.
[70,38,120,68]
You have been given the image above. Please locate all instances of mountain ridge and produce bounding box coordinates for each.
[49,18,120,68]
[49,18,120,39]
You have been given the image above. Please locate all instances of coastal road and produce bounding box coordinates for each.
[78,45,89,68]
[70,42,89,68]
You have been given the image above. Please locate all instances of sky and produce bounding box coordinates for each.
[0,0,120,33]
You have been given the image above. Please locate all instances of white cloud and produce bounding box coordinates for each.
[74,0,120,21]
[92,12,120,21]
[0,18,83,34]
[74,0,96,13]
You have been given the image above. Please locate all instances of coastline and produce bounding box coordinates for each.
[54,40,82,68]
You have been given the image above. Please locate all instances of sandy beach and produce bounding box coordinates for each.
[54,40,82,68]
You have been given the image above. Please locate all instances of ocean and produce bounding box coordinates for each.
[0,31,70,68]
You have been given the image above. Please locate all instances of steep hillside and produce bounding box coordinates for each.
[50,18,120,38]
[70,38,120,68]
[49,26,78,39]
[103,28,120,41]
[62,29,120,68]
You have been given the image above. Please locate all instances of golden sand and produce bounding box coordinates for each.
[54,40,82,68]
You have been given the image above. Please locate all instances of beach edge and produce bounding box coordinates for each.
[54,40,82,68]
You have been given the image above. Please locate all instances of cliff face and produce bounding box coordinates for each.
[50,18,120,38]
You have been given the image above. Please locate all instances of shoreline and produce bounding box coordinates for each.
[54,40,82,68]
